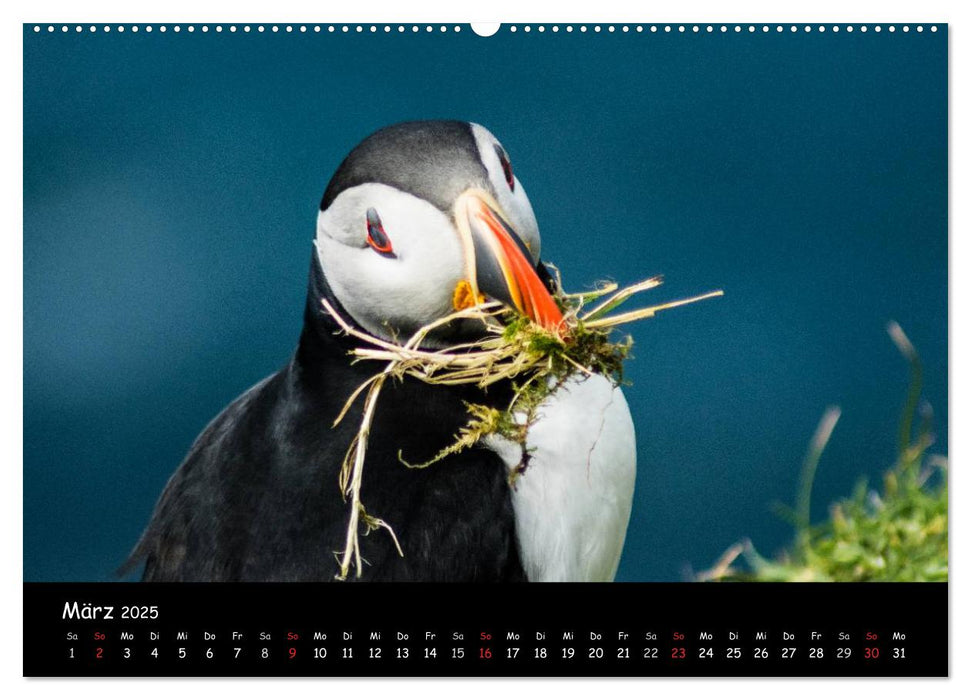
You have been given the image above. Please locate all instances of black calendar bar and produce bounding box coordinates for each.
[23,582,947,677]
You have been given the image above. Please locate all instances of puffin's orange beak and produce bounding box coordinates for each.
[456,191,564,334]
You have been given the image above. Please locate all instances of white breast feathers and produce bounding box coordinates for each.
[481,373,637,582]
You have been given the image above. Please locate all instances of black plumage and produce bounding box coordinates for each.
[126,255,526,581]
[320,120,488,212]
[126,121,563,582]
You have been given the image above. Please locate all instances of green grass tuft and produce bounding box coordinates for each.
[697,322,948,583]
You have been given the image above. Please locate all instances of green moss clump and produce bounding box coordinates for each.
[327,275,721,579]
[401,294,636,478]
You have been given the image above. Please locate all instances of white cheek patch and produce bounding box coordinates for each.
[315,184,466,341]
[317,188,370,248]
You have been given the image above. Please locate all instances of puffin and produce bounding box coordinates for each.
[126,120,636,582]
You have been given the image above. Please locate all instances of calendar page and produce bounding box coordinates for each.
[22,20,948,677]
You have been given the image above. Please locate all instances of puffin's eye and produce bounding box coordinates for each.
[365,207,396,258]
[495,144,515,192]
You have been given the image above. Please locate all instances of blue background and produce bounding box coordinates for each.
[23,25,947,582]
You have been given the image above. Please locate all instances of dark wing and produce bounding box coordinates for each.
[121,374,281,581]
[123,363,525,582]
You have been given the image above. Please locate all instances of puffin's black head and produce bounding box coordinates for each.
[313,120,562,344]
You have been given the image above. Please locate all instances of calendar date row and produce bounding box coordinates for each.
[66,643,908,663]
